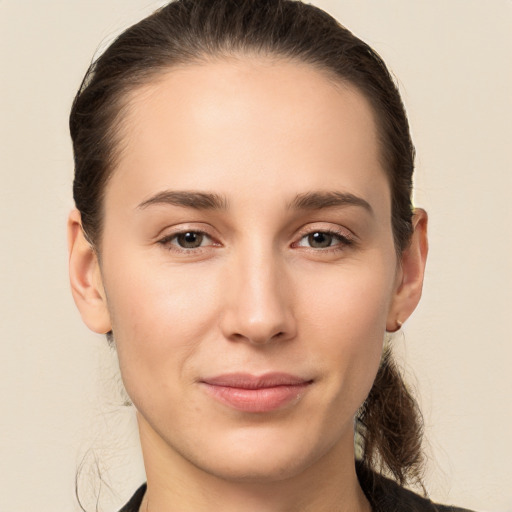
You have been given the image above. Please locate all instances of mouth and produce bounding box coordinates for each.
[200,372,313,413]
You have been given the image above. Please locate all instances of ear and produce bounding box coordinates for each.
[67,209,112,334]
[386,208,428,331]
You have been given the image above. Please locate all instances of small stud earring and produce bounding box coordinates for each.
[386,319,403,333]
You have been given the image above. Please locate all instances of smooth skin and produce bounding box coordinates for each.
[69,57,427,512]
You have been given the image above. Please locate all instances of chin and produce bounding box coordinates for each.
[195,450,313,483]
[175,420,352,485]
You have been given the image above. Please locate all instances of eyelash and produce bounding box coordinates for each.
[157,227,355,254]
[293,228,354,252]
[158,230,217,253]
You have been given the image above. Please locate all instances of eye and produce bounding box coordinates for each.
[295,230,352,249]
[175,231,207,248]
[304,232,335,248]
[159,230,213,250]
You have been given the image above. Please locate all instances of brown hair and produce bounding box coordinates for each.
[71,0,423,488]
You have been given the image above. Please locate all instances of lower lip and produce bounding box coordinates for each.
[202,383,311,413]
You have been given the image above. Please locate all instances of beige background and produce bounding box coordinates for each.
[1,1,511,511]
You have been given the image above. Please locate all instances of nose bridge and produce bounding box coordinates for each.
[221,238,295,344]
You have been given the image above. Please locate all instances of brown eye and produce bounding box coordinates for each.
[307,232,334,248]
[295,229,353,251]
[176,232,205,248]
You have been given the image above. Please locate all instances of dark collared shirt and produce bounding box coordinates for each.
[119,466,475,512]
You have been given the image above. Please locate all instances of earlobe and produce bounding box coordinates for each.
[67,209,112,334]
[386,208,428,331]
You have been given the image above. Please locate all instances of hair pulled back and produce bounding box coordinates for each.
[70,0,423,488]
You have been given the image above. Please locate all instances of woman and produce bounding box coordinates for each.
[67,0,474,510]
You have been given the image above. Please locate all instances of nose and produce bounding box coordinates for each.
[219,247,297,345]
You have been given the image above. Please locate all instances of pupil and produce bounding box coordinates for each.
[309,232,332,248]
[178,232,203,248]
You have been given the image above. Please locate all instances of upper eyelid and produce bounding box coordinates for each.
[294,223,355,239]
[159,230,216,243]
[156,223,218,240]
[160,228,212,238]
[298,226,351,236]
[299,230,351,240]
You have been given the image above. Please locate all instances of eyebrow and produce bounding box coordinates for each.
[137,189,372,215]
[137,190,228,210]
[288,191,373,215]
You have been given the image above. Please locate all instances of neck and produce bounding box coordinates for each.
[137,414,371,512]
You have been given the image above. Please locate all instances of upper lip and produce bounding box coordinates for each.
[201,372,312,389]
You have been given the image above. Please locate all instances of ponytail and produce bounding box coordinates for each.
[356,347,425,488]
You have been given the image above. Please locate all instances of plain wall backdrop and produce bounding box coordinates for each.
[1,1,511,511]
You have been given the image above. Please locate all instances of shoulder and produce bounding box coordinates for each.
[118,483,146,512]
[379,484,475,512]
[356,463,476,512]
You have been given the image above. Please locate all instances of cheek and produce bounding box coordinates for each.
[296,256,395,400]
[107,255,221,330]
[299,253,395,339]
[102,258,223,396]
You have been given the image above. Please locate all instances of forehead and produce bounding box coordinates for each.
[107,56,388,212]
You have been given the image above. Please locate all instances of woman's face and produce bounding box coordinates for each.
[74,57,418,482]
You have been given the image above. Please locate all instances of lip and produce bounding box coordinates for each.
[200,372,313,413]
